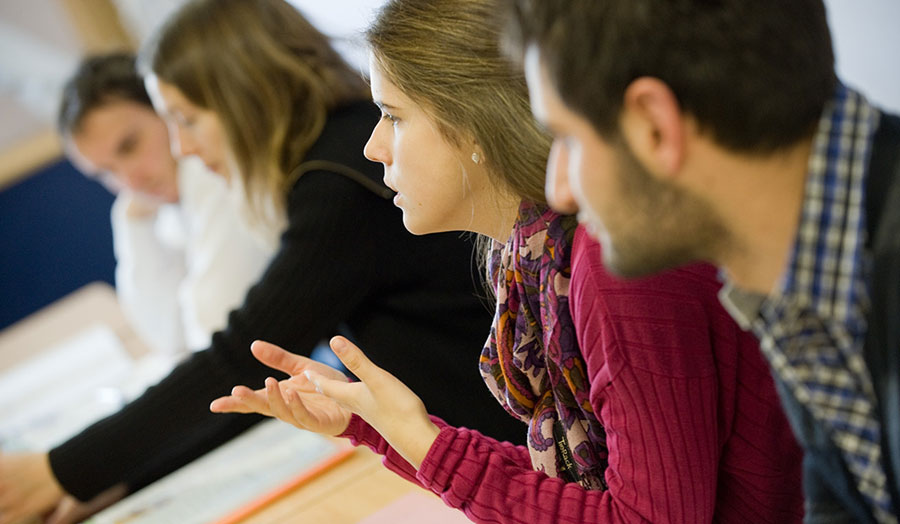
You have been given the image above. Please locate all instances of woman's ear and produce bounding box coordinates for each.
[619,77,686,180]
[470,139,485,165]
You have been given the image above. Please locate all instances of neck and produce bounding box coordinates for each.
[480,192,521,243]
[699,136,815,294]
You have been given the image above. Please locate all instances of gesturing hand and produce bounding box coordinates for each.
[211,337,440,468]
[210,340,353,436]
[298,336,440,468]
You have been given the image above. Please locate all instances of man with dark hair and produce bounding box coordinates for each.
[58,53,276,359]
[507,1,900,522]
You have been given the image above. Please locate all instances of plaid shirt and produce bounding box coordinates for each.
[720,84,895,523]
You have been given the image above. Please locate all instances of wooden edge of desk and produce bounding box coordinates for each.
[238,444,423,524]
[0,282,148,370]
[0,129,63,191]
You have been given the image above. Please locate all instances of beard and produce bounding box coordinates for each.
[599,139,727,279]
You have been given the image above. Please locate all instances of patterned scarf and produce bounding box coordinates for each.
[479,202,608,489]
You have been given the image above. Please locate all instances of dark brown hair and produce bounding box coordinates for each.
[58,53,150,137]
[504,0,837,153]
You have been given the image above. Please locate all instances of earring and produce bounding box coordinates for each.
[471,152,481,164]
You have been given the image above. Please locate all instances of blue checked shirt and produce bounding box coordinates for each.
[720,84,895,524]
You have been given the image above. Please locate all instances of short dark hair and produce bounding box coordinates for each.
[58,52,152,136]
[504,0,837,153]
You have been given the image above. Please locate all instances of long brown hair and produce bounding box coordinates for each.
[366,0,550,205]
[140,0,369,217]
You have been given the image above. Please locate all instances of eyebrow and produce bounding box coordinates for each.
[373,100,401,112]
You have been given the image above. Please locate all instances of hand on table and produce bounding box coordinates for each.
[211,337,440,468]
[0,452,62,524]
[46,485,127,524]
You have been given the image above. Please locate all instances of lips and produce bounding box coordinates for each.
[382,176,398,194]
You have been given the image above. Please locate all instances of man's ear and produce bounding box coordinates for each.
[619,77,685,179]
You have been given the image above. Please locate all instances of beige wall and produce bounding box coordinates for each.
[0,0,133,189]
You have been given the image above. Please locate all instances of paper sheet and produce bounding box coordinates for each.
[86,419,344,524]
[1,324,346,523]
[0,324,142,451]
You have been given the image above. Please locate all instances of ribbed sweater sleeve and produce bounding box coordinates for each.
[340,228,803,524]
[341,414,531,487]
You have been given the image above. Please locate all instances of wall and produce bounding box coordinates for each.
[825,0,900,113]
[0,160,116,330]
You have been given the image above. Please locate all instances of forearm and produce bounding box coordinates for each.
[341,414,422,485]
[49,347,267,500]
[51,179,379,501]
[416,424,646,524]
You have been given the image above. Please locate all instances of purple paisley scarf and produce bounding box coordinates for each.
[480,202,608,489]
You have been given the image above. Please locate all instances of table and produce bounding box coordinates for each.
[241,445,421,524]
[0,282,426,524]
[0,282,148,370]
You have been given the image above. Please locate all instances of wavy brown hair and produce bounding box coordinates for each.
[140,0,369,217]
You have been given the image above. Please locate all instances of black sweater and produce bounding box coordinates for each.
[49,101,524,501]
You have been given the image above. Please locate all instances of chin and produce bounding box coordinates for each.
[400,215,428,236]
[401,214,446,237]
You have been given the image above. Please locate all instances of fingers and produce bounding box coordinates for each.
[303,369,366,415]
[250,340,346,382]
[250,340,304,375]
[209,395,255,414]
[209,386,271,416]
[265,377,293,423]
[0,507,26,524]
[46,486,126,524]
[265,378,333,432]
[328,336,384,384]
[283,389,318,429]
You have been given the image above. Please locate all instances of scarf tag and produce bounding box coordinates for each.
[553,419,583,484]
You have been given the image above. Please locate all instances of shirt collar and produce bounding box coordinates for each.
[720,83,879,333]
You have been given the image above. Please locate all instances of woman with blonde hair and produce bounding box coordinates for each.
[213,0,806,523]
[0,1,523,521]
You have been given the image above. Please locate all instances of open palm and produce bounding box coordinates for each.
[210,340,352,436]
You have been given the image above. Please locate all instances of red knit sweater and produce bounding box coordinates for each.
[343,227,804,523]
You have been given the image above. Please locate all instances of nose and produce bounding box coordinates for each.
[545,140,579,215]
[118,161,151,193]
[168,123,196,159]
[363,118,391,165]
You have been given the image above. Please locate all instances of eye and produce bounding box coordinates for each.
[380,111,399,127]
[117,135,138,155]
[174,112,196,128]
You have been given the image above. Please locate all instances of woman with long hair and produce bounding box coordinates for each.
[213,0,806,523]
[58,52,275,359]
[0,1,523,522]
